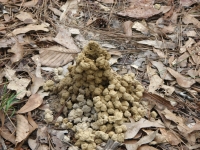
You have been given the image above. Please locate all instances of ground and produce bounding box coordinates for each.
[0,0,200,150]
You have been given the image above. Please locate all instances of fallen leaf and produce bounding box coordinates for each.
[180,0,200,7]
[28,139,37,150]
[27,112,38,132]
[0,126,16,144]
[176,52,189,67]
[4,67,31,99]
[118,4,171,19]
[180,38,195,53]
[123,21,133,37]
[132,21,149,35]
[138,145,159,150]
[9,23,49,36]
[147,65,163,93]
[48,6,62,16]
[16,11,37,23]
[17,94,43,113]
[182,13,200,28]
[161,108,190,133]
[16,115,29,144]
[161,84,175,96]
[137,40,176,49]
[8,42,24,63]
[167,67,195,88]
[109,56,119,65]
[31,76,44,94]
[126,130,158,150]
[188,69,198,78]
[151,61,173,80]
[160,128,181,145]
[153,48,166,58]
[22,0,39,7]
[53,26,80,52]
[124,118,164,139]
[39,46,79,67]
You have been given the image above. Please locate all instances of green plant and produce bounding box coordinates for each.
[0,84,18,117]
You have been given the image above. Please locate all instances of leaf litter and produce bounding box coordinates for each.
[0,0,200,149]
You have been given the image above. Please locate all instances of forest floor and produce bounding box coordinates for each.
[0,0,200,150]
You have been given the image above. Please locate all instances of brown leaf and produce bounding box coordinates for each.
[123,21,133,37]
[183,14,200,28]
[17,94,43,113]
[118,4,171,19]
[160,128,181,145]
[132,21,149,35]
[147,65,163,93]
[4,67,31,99]
[138,145,159,150]
[167,67,195,88]
[31,76,44,94]
[0,111,5,127]
[39,46,79,67]
[22,0,39,7]
[137,40,176,49]
[161,108,190,133]
[9,23,49,36]
[16,11,37,23]
[151,61,173,80]
[16,115,29,144]
[0,126,16,144]
[8,42,24,63]
[124,118,164,139]
[126,130,158,150]
[27,112,38,133]
[180,0,200,7]
[53,26,80,51]
[153,48,166,58]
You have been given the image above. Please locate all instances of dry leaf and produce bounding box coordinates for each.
[9,23,49,36]
[182,14,200,28]
[31,76,44,94]
[167,67,195,88]
[180,38,195,53]
[126,130,158,150]
[180,0,200,7]
[109,56,119,65]
[54,26,80,51]
[132,21,149,35]
[123,21,133,37]
[28,112,38,133]
[118,4,171,19]
[17,94,43,113]
[16,11,37,23]
[188,69,198,78]
[160,128,181,145]
[48,6,62,16]
[28,139,37,150]
[4,68,31,99]
[124,118,164,139]
[151,61,173,80]
[176,52,189,67]
[60,0,79,21]
[0,126,16,144]
[22,0,39,7]
[39,46,79,67]
[153,48,166,58]
[31,55,42,77]
[16,115,29,144]
[147,65,163,93]
[8,42,24,63]
[138,145,159,150]
[137,40,176,49]
[162,108,190,133]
